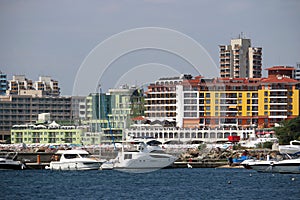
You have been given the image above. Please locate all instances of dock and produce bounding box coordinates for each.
[171,159,228,168]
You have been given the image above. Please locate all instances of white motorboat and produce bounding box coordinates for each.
[270,158,300,174]
[241,156,300,174]
[0,152,26,170]
[101,142,177,173]
[241,159,275,172]
[45,149,102,170]
[279,140,300,155]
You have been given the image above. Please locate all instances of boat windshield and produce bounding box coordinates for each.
[150,150,165,154]
[79,154,90,158]
[64,154,80,159]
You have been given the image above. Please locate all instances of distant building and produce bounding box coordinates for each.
[294,62,300,81]
[71,96,87,123]
[219,34,262,78]
[84,85,144,143]
[0,95,72,142]
[7,75,60,96]
[0,71,7,95]
[144,71,299,129]
[7,75,33,95]
[10,121,86,144]
[266,66,295,78]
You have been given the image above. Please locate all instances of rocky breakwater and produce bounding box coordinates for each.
[172,144,280,168]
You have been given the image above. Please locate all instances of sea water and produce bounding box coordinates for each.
[1,168,299,200]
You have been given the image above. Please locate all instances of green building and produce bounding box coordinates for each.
[10,121,85,145]
[84,85,144,144]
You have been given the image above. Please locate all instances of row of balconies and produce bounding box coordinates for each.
[146,106,176,111]
[146,94,176,98]
[145,113,176,118]
[145,100,176,104]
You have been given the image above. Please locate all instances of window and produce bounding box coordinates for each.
[206,93,210,98]
[264,91,268,96]
[124,154,132,160]
[64,154,78,159]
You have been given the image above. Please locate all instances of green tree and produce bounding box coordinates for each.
[275,116,300,144]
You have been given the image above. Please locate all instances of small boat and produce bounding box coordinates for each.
[270,158,300,174]
[45,149,102,170]
[0,152,26,170]
[101,142,177,173]
[241,155,300,174]
[241,159,275,172]
[279,140,300,155]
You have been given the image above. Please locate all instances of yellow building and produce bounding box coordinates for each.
[145,67,299,129]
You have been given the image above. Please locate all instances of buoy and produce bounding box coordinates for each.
[249,173,252,177]
[291,177,295,181]
[228,180,231,184]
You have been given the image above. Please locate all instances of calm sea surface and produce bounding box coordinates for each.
[1,168,300,200]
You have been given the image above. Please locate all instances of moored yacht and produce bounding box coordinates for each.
[241,159,275,172]
[101,142,177,173]
[45,149,102,170]
[279,140,300,155]
[269,158,300,174]
[241,155,300,174]
[0,152,26,170]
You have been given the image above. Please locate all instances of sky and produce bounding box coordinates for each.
[0,0,299,95]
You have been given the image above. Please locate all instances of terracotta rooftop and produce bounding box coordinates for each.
[265,66,295,71]
[261,76,299,83]
[131,116,146,121]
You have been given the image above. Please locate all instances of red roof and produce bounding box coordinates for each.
[261,76,299,83]
[266,66,295,71]
[131,116,145,121]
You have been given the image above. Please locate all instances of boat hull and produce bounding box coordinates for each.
[271,159,300,174]
[113,152,177,173]
[242,159,300,174]
[0,163,25,170]
[47,160,101,170]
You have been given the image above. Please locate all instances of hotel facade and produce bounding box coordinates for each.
[144,66,299,130]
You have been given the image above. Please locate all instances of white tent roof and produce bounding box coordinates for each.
[49,121,60,128]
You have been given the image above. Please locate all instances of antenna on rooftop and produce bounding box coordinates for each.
[240,32,246,39]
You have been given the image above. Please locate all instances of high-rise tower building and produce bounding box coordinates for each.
[219,34,262,78]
